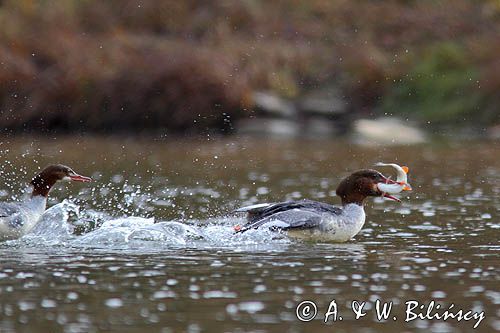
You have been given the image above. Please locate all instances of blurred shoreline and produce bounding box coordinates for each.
[0,1,499,135]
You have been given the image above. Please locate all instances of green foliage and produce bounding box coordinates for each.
[381,44,483,124]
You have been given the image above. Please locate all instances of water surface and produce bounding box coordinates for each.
[0,136,498,332]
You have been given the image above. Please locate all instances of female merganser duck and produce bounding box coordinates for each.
[0,164,91,241]
[234,169,410,242]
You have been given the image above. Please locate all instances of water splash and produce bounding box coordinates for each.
[5,202,289,251]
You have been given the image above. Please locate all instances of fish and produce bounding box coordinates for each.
[375,162,412,194]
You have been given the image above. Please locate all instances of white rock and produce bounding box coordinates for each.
[237,119,299,137]
[252,91,296,117]
[353,118,426,145]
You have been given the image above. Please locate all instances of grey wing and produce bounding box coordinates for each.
[239,200,341,221]
[236,209,323,233]
[233,203,276,223]
[233,203,274,213]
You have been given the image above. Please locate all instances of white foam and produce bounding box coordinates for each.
[4,202,290,251]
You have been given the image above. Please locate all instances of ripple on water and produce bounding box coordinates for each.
[104,298,123,308]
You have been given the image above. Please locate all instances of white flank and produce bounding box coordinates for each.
[287,204,366,243]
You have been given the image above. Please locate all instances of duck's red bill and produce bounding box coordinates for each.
[69,174,92,182]
[383,193,401,202]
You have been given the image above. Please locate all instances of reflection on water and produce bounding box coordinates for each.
[0,136,498,332]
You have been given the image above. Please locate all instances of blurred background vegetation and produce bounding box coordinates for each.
[0,0,499,134]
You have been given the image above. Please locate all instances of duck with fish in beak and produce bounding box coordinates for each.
[233,163,412,242]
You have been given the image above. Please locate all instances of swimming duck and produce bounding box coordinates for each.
[0,164,91,241]
[234,169,411,242]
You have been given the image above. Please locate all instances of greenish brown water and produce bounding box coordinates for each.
[0,136,498,332]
